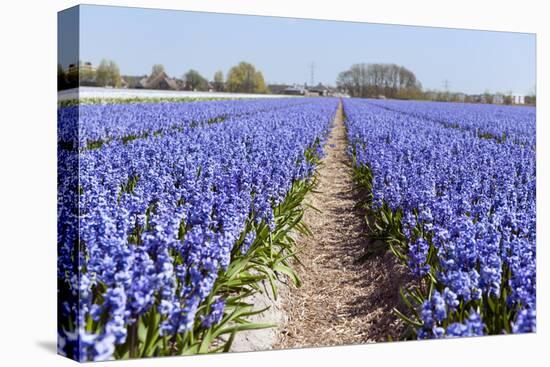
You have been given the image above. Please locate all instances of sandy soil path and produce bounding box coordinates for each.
[275,101,408,348]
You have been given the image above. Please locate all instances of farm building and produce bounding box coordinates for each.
[307,83,334,96]
[120,75,147,89]
[267,84,291,94]
[282,85,307,95]
[138,71,179,90]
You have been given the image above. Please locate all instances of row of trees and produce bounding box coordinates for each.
[423,89,537,105]
[336,63,423,99]
[180,62,267,93]
[59,59,534,103]
[58,59,268,93]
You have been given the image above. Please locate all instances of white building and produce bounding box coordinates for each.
[511,93,525,104]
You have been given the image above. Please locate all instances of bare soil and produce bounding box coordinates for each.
[275,101,410,349]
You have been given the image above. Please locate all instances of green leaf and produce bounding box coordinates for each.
[393,308,423,327]
[273,263,301,287]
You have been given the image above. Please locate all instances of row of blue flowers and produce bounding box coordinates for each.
[58,98,338,361]
[58,98,322,149]
[344,98,536,339]
[366,99,535,147]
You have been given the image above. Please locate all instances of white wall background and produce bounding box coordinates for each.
[0,1,546,366]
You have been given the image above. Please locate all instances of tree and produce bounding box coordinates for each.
[254,72,268,94]
[108,60,121,87]
[213,71,224,92]
[336,63,421,99]
[151,64,165,78]
[58,64,67,90]
[503,90,513,105]
[96,59,121,87]
[95,60,110,86]
[184,69,208,91]
[226,62,267,94]
[483,89,494,104]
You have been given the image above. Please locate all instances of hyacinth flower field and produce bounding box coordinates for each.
[345,98,536,338]
[58,96,536,361]
[58,98,339,360]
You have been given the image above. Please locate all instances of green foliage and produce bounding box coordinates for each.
[213,71,225,92]
[86,139,106,150]
[337,63,422,99]
[151,64,166,78]
[79,65,96,85]
[226,62,268,94]
[96,59,122,87]
[184,69,209,91]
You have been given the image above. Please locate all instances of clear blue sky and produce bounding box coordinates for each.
[70,4,535,94]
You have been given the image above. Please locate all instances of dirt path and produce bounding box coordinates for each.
[275,101,408,348]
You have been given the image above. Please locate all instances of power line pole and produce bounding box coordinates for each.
[309,62,316,86]
[443,79,450,101]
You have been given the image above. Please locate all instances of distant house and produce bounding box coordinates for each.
[326,86,340,97]
[268,84,291,94]
[307,83,330,96]
[304,83,342,97]
[282,85,306,96]
[139,71,179,90]
[121,75,147,89]
[511,93,525,104]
